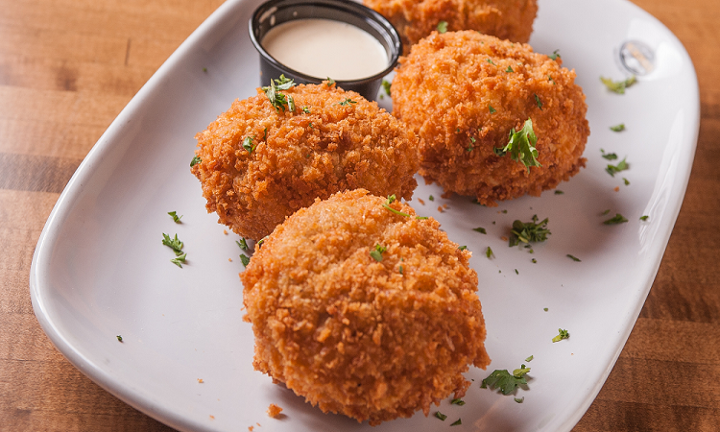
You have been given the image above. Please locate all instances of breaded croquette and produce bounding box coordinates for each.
[364,0,537,54]
[241,189,491,425]
[191,80,419,240]
[392,32,589,206]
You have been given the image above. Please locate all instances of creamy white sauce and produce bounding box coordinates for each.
[262,18,388,81]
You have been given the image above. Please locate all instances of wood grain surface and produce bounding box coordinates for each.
[0,0,718,431]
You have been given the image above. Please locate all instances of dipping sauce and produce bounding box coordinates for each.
[261,18,389,81]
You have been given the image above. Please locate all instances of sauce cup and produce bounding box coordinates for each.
[249,0,402,101]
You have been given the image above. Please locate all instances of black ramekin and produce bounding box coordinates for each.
[249,0,402,101]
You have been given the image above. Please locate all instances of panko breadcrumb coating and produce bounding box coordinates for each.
[364,0,537,54]
[241,189,490,425]
[392,31,589,206]
[191,82,419,240]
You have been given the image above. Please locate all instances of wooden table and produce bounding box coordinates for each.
[1,0,718,430]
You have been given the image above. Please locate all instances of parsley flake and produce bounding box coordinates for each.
[525,355,534,362]
[262,75,296,111]
[240,254,250,267]
[640,215,649,221]
[534,94,543,110]
[237,238,249,251]
[555,190,564,195]
[606,158,629,177]
[486,247,494,258]
[548,49,561,61]
[603,213,629,225]
[302,106,311,114]
[162,233,184,255]
[506,66,514,73]
[382,79,391,96]
[399,265,403,274]
[326,77,335,86]
[489,105,496,113]
[370,244,386,262]
[168,211,182,223]
[481,368,529,395]
[601,149,619,160]
[190,155,202,167]
[450,398,465,406]
[566,254,581,262]
[450,419,462,426]
[435,412,447,421]
[610,123,625,132]
[487,58,495,65]
[600,75,637,94]
[338,98,357,106]
[548,75,556,85]
[242,135,257,153]
[171,253,187,268]
[436,21,448,33]
[623,177,630,186]
[514,397,524,403]
[467,136,476,152]
[552,328,570,343]
[458,246,468,251]
[532,258,537,263]
[429,195,434,201]
[116,335,123,342]
[495,118,541,171]
[600,209,611,216]
[473,227,487,234]
[509,215,550,247]
[543,307,548,311]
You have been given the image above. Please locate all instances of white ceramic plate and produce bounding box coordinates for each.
[30,0,699,431]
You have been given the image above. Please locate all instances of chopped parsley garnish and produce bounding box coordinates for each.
[532,258,537,263]
[515,269,519,275]
[467,136,476,152]
[525,355,534,362]
[168,211,182,223]
[450,398,465,406]
[566,254,581,262]
[162,233,184,255]
[514,397,524,403]
[488,105,496,113]
[548,49,561,61]
[606,158,629,177]
[236,238,249,251]
[450,419,462,426]
[506,66,514,73]
[302,106,311,114]
[171,253,187,268]
[600,209,611,216]
[435,412,447,421]
[116,335,123,342]
[548,75,556,85]
[429,195,434,201]
[473,227,487,234]
[600,75,637,94]
[623,177,630,186]
[458,246,468,251]
[256,236,268,248]
[262,75,296,111]
[509,215,550,246]
[327,77,335,86]
[481,367,529,395]
[399,265,403,274]
[370,244,386,262]
[543,307,548,311]
[610,123,625,132]
[552,328,570,343]
[382,195,425,219]
[263,127,268,141]
[382,79,391,96]
[495,118,541,172]
[601,149,618,160]
[554,190,564,195]
[436,21,448,33]
[604,213,629,225]
[640,215,649,221]
[486,247,494,258]
[534,94,542,109]
[242,135,257,153]
[487,58,495,65]
[240,254,250,267]
[339,98,357,106]
[203,67,208,73]
[190,155,202,167]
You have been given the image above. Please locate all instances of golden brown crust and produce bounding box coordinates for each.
[191,83,419,240]
[392,31,589,206]
[241,189,490,425]
[364,0,538,54]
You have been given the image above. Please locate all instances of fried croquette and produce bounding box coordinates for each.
[391,31,589,206]
[241,189,490,425]
[364,0,537,53]
[191,82,419,240]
